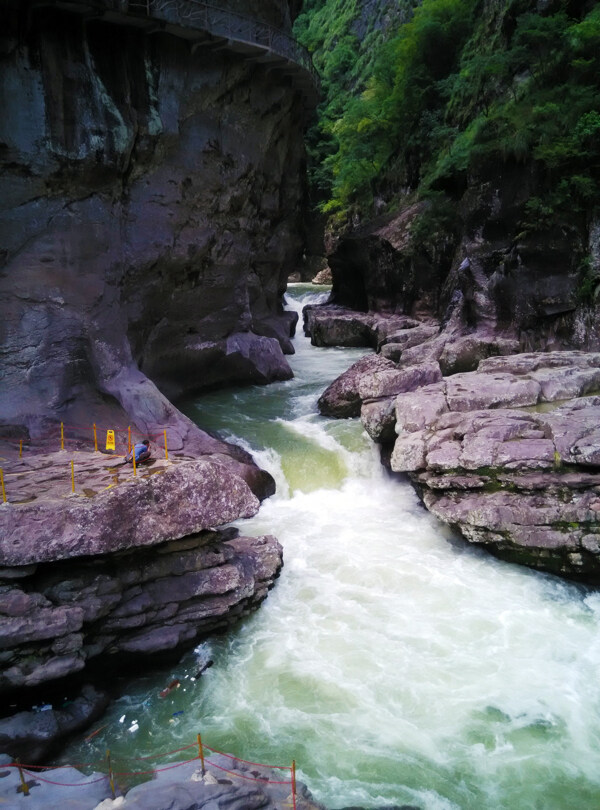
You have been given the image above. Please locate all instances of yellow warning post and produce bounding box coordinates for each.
[164,429,169,461]
[93,423,98,452]
[106,429,115,452]
[0,469,6,503]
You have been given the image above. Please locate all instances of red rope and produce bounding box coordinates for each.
[20,769,108,787]
[112,756,200,777]
[9,740,294,790]
[207,760,291,785]
[202,744,291,770]
[12,762,102,770]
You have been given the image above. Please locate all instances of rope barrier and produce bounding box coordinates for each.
[202,743,291,769]
[7,734,296,801]
[208,760,291,784]
[19,770,109,788]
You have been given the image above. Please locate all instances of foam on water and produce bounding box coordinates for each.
[62,286,600,809]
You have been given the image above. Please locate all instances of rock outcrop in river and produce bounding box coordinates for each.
[0,449,282,758]
[316,338,600,582]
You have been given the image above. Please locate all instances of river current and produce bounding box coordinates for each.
[65,285,600,809]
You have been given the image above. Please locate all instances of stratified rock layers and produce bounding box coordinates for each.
[0,527,282,694]
[384,353,600,581]
[0,454,282,696]
[0,1,306,440]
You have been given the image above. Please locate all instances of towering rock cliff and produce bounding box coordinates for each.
[0,0,313,445]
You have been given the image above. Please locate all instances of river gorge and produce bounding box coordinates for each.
[55,286,600,810]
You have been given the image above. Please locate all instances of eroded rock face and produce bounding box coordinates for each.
[0,0,305,441]
[386,353,600,581]
[0,528,283,695]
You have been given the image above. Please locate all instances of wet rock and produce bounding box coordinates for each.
[0,685,109,762]
[317,354,394,418]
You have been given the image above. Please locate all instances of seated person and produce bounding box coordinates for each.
[126,439,151,464]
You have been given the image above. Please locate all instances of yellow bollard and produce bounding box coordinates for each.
[19,439,22,458]
[15,758,29,796]
[93,423,98,452]
[132,450,137,477]
[197,733,205,774]
[106,749,115,799]
[0,469,6,504]
[291,760,296,810]
[61,422,64,451]
[127,426,131,454]
[71,460,75,494]
[164,429,169,462]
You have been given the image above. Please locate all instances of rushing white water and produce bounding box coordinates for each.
[65,285,600,809]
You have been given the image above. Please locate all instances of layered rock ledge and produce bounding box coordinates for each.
[323,349,600,582]
[0,450,283,756]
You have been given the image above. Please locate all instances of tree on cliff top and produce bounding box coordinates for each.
[296,0,600,236]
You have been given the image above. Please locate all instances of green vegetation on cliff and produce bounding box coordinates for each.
[295,0,600,232]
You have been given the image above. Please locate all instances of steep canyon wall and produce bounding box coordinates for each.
[0,0,309,444]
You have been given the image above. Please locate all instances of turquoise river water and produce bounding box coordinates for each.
[64,285,600,809]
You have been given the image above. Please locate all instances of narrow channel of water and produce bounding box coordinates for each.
[65,285,600,809]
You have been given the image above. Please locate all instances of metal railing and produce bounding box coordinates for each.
[109,0,319,86]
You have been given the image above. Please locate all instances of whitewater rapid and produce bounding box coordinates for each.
[65,285,600,810]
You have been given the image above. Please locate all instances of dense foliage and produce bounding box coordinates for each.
[295,0,600,232]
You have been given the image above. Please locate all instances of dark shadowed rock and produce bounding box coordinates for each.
[0,530,283,695]
[0,684,109,762]
[0,0,307,446]
[304,305,377,347]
